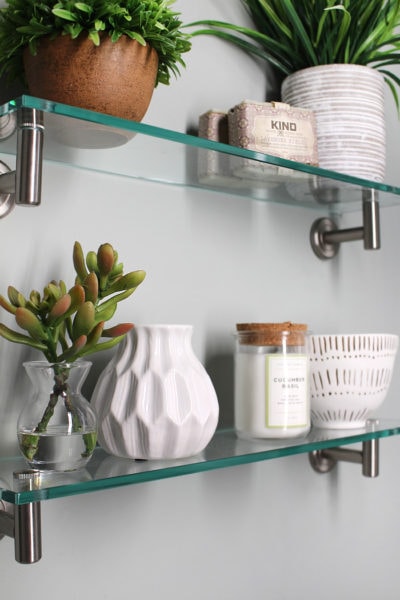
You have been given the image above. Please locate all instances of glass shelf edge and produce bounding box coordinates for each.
[2,95,400,199]
[1,420,400,505]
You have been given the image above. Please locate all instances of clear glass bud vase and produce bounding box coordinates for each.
[17,361,97,472]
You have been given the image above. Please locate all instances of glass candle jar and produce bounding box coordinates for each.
[234,322,310,439]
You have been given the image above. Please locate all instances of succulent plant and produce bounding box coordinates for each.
[0,241,146,363]
[0,241,145,466]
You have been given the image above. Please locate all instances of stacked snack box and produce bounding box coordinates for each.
[198,109,230,182]
[198,100,318,181]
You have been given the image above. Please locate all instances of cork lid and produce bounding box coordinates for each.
[236,322,307,346]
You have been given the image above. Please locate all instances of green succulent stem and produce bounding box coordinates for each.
[25,362,92,462]
[34,364,72,433]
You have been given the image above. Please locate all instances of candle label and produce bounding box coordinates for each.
[265,354,308,428]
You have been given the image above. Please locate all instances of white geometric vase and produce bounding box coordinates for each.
[282,64,386,181]
[91,325,219,459]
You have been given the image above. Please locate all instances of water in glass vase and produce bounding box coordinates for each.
[18,427,97,471]
[18,361,98,471]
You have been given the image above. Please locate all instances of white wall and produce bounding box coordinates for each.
[1,1,400,598]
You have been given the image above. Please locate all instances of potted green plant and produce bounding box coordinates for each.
[0,241,146,471]
[189,0,400,181]
[0,0,192,121]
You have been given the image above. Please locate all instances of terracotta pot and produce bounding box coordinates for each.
[281,64,385,182]
[23,34,159,121]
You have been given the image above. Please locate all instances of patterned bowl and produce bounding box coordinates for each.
[309,334,399,429]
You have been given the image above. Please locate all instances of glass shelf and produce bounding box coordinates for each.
[0,99,399,506]
[1,419,400,505]
[0,95,399,213]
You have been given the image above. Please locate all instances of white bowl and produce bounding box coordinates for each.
[309,334,399,429]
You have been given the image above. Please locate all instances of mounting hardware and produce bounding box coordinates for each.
[16,108,44,207]
[0,160,15,218]
[0,499,14,540]
[309,438,379,478]
[0,111,17,141]
[310,189,380,259]
[0,470,42,564]
[0,107,44,218]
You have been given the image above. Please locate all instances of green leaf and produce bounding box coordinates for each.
[379,68,400,114]
[57,334,87,362]
[94,20,105,32]
[88,30,100,46]
[95,299,117,323]
[17,23,52,35]
[0,294,17,315]
[75,3,92,13]
[52,9,77,23]
[73,241,88,282]
[0,323,47,351]
[75,335,128,359]
[82,272,98,304]
[48,294,72,324]
[72,301,95,340]
[15,307,48,341]
[325,6,352,61]
[8,285,26,307]
[85,251,98,274]
[104,270,146,296]
[66,23,84,39]
[125,31,146,46]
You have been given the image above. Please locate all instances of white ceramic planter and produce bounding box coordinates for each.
[309,334,399,429]
[281,64,385,181]
[91,325,219,459]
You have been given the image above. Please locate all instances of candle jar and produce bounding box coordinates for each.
[234,322,310,439]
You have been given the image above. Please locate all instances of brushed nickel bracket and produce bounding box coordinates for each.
[0,107,44,219]
[310,189,380,259]
[0,471,42,564]
[15,108,44,207]
[309,438,379,478]
[0,160,16,218]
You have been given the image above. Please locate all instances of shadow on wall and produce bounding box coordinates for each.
[0,343,33,455]
[0,74,26,104]
[206,353,234,428]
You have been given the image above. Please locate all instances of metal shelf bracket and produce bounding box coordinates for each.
[0,471,42,564]
[309,438,379,478]
[310,189,380,259]
[0,107,44,219]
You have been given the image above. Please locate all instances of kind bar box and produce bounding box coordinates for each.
[198,109,230,182]
[228,100,318,165]
[198,109,229,143]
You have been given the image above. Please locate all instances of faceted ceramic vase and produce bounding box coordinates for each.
[281,64,385,181]
[17,361,97,471]
[91,325,219,459]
